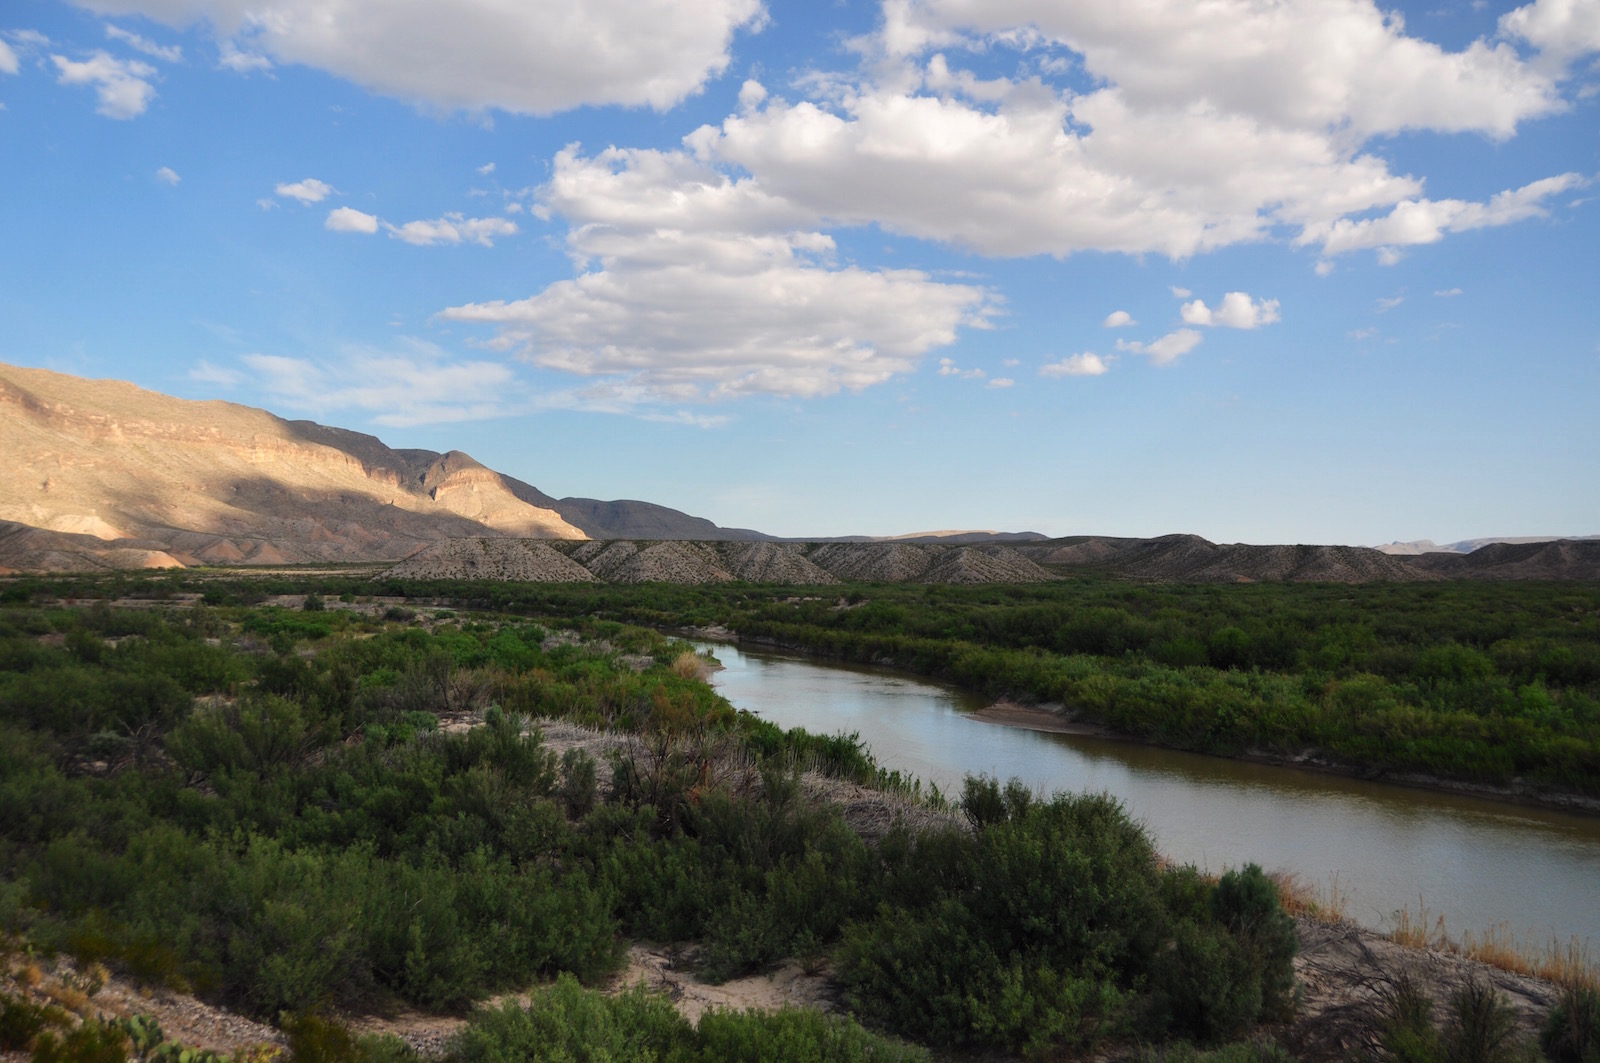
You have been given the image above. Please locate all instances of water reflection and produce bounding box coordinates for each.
[702,641,1600,946]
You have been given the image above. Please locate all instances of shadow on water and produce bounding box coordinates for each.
[702,640,1600,947]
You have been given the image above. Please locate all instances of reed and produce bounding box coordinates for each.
[1387,899,1598,989]
[1268,870,1350,924]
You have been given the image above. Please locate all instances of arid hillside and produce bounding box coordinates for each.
[389,538,1055,584]
[0,364,756,572]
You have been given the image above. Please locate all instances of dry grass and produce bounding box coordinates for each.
[1387,898,1598,990]
[1270,870,1351,924]
[671,651,710,681]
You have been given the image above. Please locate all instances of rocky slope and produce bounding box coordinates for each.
[1017,534,1435,582]
[1396,538,1600,580]
[389,539,1054,584]
[0,363,758,572]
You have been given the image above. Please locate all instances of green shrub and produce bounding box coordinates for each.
[1441,980,1520,1063]
[0,992,69,1051]
[694,1006,929,1061]
[1541,984,1600,1063]
[451,974,692,1062]
[30,1017,130,1063]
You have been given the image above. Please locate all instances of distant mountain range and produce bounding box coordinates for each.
[0,363,1594,581]
[1373,536,1600,555]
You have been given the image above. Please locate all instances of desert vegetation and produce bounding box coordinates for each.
[0,589,1319,1060]
[147,572,1599,797]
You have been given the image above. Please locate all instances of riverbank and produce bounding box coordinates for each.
[966,697,1600,817]
[701,628,1600,817]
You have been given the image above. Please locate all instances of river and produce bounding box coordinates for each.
[700,640,1600,949]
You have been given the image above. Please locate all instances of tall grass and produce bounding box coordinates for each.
[1388,899,1598,989]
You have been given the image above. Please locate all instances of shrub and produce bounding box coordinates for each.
[1441,979,1520,1063]
[0,992,69,1051]
[451,975,692,1062]
[1542,984,1600,1063]
[30,1017,130,1063]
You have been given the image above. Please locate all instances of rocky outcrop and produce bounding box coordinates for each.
[388,539,1053,585]
[0,363,759,572]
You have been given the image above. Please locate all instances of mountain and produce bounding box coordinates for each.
[1013,534,1432,582]
[1374,535,1600,555]
[0,363,760,571]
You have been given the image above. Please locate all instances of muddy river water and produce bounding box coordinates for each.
[701,640,1600,948]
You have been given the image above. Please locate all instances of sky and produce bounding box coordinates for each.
[1,0,1597,544]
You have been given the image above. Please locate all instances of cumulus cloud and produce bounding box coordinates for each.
[105,24,181,61]
[1040,352,1112,377]
[51,50,157,117]
[1102,310,1135,328]
[476,162,495,175]
[155,165,180,185]
[1435,287,1463,297]
[987,377,1014,388]
[0,38,18,75]
[71,0,763,114]
[1501,0,1600,64]
[1116,328,1204,366]
[235,343,526,426]
[1179,292,1281,329]
[325,206,378,233]
[1303,173,1584,256]
[276,177,332,204]
[438,146,993,401]
[385,214,518,247]
[661,0,1591,265]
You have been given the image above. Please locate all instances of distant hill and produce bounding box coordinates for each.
[0,362,763,572]
[1375,535,1600,555]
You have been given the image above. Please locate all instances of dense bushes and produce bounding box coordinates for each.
[837,780,1297,1055]
[1,595,1303,1058]
[453,974,927,1062]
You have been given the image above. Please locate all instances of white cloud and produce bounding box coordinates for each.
[155,165,180,185]
[51,50,157,118]
[217,40,270,72]
[325,206,378,233]
[276,177,332,203]
[1435,287,1463,297]
[1116,328,1204,365]
[1180,292,1281,329]
[235,344,526,426]
[1001,357,1019,366]
[384,213,518,247]
[1501,0,1600,64]
[1102,310,1135,328]
[1377,295,1405,311]
[1170,286,1192,298]
[477,162,495,175]
[1040,352,1112,377]
[987,376,1014,388]
[1305,173,1585,256]
[937,357,986,379]
[105,23,181,61]
[664,1,1587,265]
[0,38,18,75]
[439,146,993,401]
[71,0,764,114]
[885,0,1565,137]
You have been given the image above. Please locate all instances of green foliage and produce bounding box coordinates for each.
[30,1017,131,1063]
[451,974,925,1063]
[1542,984,1600,1063]
[451,975,693,1062]
[1373,975,1530,1063]
[0,991,70,1051]
[840,783,1295,1055]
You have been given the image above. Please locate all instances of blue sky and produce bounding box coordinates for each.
[1,0,1596,543]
